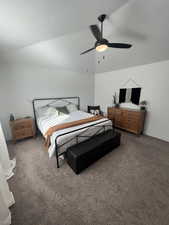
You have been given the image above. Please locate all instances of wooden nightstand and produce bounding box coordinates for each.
[10,117,35,142]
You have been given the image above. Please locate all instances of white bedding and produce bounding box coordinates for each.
[37,110,112,158]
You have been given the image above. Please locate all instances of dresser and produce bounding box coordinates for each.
[10,117,35,142]
[107,107,146,135]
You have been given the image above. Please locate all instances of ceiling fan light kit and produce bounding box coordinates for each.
[96,44,108,52]
[80,14,132,55]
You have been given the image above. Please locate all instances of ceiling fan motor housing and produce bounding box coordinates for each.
[98,14,107,22]
[95,39,108,48]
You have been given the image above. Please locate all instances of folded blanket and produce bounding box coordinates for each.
[44,115,104,147]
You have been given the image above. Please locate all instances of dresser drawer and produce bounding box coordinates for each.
[128,111,141,119]
[107,108,115,120]
[108,112,114,117]
[127,117,140,124]
[127,121,140,134]
[108,108,114,114]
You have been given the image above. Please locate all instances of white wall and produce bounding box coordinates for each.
[95,60,169,142]
[0,64,94,140]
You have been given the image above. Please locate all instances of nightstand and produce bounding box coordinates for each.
[10,117,35,142]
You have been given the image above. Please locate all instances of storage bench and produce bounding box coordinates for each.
[66,130,121,174]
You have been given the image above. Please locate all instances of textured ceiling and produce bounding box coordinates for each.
[0,0,169,73]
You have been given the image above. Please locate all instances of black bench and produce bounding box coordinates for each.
[66,130,121,174]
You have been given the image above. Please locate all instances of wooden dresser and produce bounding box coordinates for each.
[107,107,146,135]
[10,117,35,142]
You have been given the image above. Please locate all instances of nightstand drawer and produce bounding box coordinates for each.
[14,128,33,140]
[14,129,27,140]
[14,121,32,130]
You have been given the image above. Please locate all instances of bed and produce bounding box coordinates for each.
[32,97,113,168]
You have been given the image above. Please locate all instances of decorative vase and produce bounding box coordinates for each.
[10,114,14,121]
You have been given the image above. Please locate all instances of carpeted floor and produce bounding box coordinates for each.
[8,131,169,225]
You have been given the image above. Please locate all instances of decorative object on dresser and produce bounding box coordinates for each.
[10,114,15,121]
[107,107,146,135]
[112,92,119,108]
[10,117,35,142]
[119,87,141,105]
[120,78,142,105]
[88,105,102,115]
[139,100,147,110]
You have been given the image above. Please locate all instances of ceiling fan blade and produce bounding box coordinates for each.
[108,43,132,48]
[90,25,101,40]
[80,47,95,55]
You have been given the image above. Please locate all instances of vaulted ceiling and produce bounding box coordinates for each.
[95,0,169,73]
[0,0,169,73]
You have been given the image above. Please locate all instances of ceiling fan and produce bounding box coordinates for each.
[80,14,132,55]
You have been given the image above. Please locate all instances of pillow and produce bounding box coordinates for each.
[55,106,69,115]
[36,106,48,117]
[66,103,78,113]
[46,107,58,116]
[89,109,100,115]
[36,106,58,118]
[94,109,100,115]
[88,106,101,115]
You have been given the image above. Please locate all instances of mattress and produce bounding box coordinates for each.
[37,110,112,158]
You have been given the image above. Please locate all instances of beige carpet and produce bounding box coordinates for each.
[8,131,169,225]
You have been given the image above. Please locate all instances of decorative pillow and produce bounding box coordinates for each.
[88,106,101,115]
[66,103,78,113]
[36,106,48,117]
[89,109,100,115]
[55,106,69,115]
[46,107,58,116]
[36,106,58,118]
